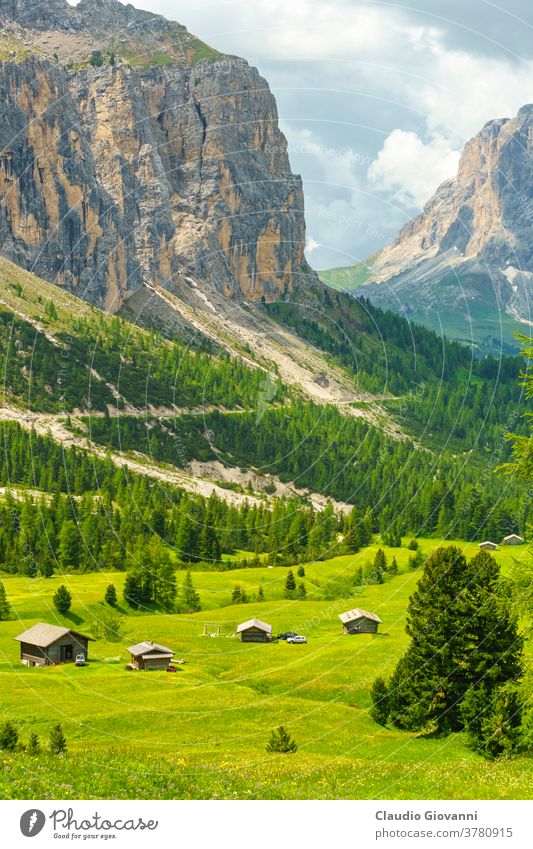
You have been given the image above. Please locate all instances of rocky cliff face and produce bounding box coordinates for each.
[0,0,310,309]
[358,105,533,350]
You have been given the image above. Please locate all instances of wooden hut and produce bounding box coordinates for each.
[339,608,382,634]
[478,540,498,551]
[14,622,94,666]
[127,641,175,670]
[502,534,524,546]
[236,618,272,643]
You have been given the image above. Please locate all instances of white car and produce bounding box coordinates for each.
[287,635,307,644]
[75,653,86,666]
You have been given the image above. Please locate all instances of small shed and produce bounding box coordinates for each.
[14,622,94,666]
[127,641,175,670]
[339,608,382,634]
[502,534,524,546]
[236,618,272,643]
[478,540,498,551]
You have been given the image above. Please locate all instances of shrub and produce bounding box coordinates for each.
[266,726,298,753]
[407,538,419,551]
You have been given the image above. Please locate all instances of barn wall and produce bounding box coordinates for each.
[241,628,269,642]
[20,642,47,666]
[345,618,378,634]
[47,635,89,663]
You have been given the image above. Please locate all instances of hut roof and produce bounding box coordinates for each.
[236,618,272,634]
[503,534,524,542]
[338,608,382,625]
[478,540,497,547]
[14,622,94,648]
[128,641,174,657]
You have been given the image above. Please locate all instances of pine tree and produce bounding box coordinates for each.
[257,584,264,601]
[231,585,242,604]
[27,731,40,755]
[266,726,298,753]
[297,582,307,599]
[104,584,117,606]
[180,571,201,613]
[49,723,67,755]
[370,677,390,726]
[0,580,11,620]
[0,720,18,751]
[53,584,72,614]
[57,519,81,571]
[385,547,523,735]
[297,565,305,577]
[284,569,296,598]
[389,557,399,576]
[123,570,143,609]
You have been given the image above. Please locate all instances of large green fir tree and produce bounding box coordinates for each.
[381,546,523,735]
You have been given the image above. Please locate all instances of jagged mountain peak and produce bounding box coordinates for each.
[331,104,533,352]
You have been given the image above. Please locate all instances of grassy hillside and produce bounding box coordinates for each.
[0,538,531,800]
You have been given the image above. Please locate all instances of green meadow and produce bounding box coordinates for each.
[0,539,531,800]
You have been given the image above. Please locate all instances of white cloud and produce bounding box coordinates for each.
[368,129,461,207]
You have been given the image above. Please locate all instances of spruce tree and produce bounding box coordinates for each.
[49,723,67,755]
[104,584,117,606]
[0,581,11,620]
[297,565,305,577]
[370,677,390,726]
[385,547,523,735]
[266,726,298,753]
[257,584,264,601]
[27,731,40,755]
[0,720,18,751]
[297,582,307,599]
[53,584,72,614]
[284,569,296,598]
[180,571,201,613]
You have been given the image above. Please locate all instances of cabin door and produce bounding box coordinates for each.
[61,644,73,661]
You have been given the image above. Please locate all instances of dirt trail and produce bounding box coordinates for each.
[141,281,406,438]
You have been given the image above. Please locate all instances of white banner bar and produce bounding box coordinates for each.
[1,799,531,848]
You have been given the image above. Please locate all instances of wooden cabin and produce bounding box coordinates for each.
[14,622,94,666]
[339,608,382,634]
[502,534,524,546]
[236,618,272,643]
[478,540,498,551]
[127,641,175,670]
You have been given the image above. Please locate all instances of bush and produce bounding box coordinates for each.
[407,538,419,551]
[49,724,67,755]
[0,720,18,751]
[266,726,298,753]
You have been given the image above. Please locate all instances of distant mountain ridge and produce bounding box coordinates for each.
[322,105,533,352]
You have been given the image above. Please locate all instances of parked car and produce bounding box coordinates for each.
[75,653,86,666]
[287,635,307,644]
[276,632,298,641]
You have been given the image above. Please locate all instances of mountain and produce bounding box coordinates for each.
[321,105,533,353]
[0,0,311,310]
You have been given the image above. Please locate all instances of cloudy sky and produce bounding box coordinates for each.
[97,1,533,269]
